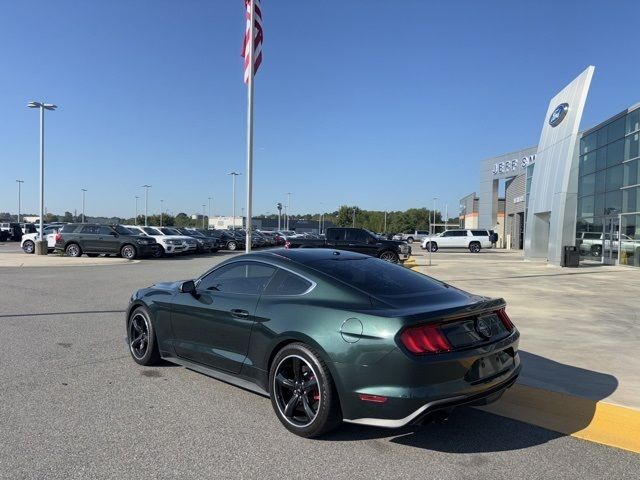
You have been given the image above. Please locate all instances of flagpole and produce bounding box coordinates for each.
[245,0,255,254]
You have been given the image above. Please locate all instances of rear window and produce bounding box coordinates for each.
[308,257,444,303]
[264,269,313,296]
[471,230,489,237]
[80,225,100,234]
[61,224,79,233]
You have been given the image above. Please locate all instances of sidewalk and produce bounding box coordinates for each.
[409,249,640,452]
[0,252,136,267]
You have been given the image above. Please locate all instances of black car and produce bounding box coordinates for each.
[174,228,217,253]
[201,229,245,251]
[54,224,158,259]
[287,227,411,263]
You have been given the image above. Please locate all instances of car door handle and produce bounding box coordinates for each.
[230,309,250,319]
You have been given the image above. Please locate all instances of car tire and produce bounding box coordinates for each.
[127,306,160,366]
[469,242,481,253]
[379,250,400,263]
[227,241,237,251]
[121,244,137,260]
[591,245,602,257]
[65,243,82,257]
[406,237,414,244]
[152,246,165,258]
[269,343,342,438]
[424,242,438,252]
[22,240,35,254]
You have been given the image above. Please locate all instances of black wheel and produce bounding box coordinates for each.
[127,307,160,366]
[227,241,237,251]
[152,246,165,258]
[22,240,35,254]
[469,242,481,253]
[86,253,99,257]
[65,243,82,257]
[425,242,438,252]
[379,250,399,263]
[270,343,342,438]
[591,244,602,257]
[406,237,414,244]
[121,244,137,260]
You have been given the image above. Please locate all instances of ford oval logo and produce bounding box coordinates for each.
[549,103,569,127]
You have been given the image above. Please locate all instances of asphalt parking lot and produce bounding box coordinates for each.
[1,244,639,479]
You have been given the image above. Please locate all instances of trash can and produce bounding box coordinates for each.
[562,246,580,267]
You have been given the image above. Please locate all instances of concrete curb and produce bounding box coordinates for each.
[477,384,640,453]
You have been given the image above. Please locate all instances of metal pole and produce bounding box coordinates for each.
[39,105,44,242]
[142,185,151,226]
[286,192,292,230]
[384,210,387,232]
[16,180,24,223]
[208,197,212,229]
[352,209,355,228]
[135,196,139,225]
[202,205,206,229]
[244,0,256,253]
[81,189,87,223]
[160,199,164,227]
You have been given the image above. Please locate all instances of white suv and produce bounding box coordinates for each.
[124,226,196,256]
[21,226,60,253]
[421,229,492,253]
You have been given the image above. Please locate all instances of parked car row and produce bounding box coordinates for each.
[20,222,291,258]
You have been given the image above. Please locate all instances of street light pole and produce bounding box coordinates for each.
[160,199,164,227]
[208,197,212,230]
[27,101,56,254]
[286,192,292,230]
[202,204,206,229]
[135,196,139,225]
[429,197,438,267]
[229,172,241,230]
[16,180,24,223]
[142,185,151,226]
[352,209,356,228]
[81,189,87,223]
[384,209,387,233]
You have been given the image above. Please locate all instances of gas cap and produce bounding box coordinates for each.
[340,318,363,343]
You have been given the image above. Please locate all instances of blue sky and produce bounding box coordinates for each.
[1,0,639,219]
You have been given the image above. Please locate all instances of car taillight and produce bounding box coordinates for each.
[496,308,515,332]
[55,233,62,242]
[399,323,452,355]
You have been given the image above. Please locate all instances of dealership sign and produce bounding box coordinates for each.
[549,103,569,127]
[492,154,536,176]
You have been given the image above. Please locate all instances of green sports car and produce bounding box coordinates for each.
[126,249,520,437]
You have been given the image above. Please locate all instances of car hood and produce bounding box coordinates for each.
[151,280,184,291]
[152,235,192,241]
[377,238,406,246]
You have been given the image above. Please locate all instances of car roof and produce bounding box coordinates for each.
[240,248,368,264]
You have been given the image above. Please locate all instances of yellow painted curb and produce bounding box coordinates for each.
[477,384,640,453]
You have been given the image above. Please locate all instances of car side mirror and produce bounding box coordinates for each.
[180,280,196,295]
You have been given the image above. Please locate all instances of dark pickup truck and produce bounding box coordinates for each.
[285,227,411,263]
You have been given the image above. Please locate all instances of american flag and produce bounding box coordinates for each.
[242,0,263,83]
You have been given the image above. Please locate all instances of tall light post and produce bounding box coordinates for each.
[276,202,282,230]
[27,101,57,254]
[384,209,387,233]
[142,185,151,226]
[202,204,206,229]
[319,202,324,234]
[208,197,212,230]
[16,180,24,223]
[81,188,87,223]
[160,199,164,227]
[135,196,139,225]
[429,197,438,267]
[229,172,241,229]
[286,192,292,230]
[352,208,356,228]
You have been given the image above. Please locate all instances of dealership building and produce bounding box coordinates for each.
[461,66,640,267]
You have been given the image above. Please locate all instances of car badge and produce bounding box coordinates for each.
[549,103,569,127]
[475,316,493,339]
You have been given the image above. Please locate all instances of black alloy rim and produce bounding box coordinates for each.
[129,313,149,359]
[380,251,397,263]
[274,355,321,427]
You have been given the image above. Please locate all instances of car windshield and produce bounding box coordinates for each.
[308,257,445,305]
[114,225,133,235]
[143,227,161,236]
[160,228,180,235]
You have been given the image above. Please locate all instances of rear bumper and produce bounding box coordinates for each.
[344,367,520,428]
[336,330,520,427]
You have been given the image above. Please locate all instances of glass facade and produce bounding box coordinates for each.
[577,105,640,266]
